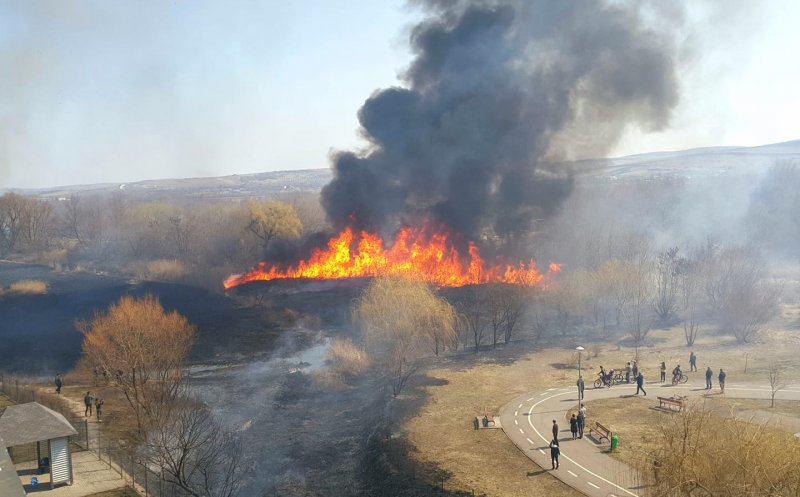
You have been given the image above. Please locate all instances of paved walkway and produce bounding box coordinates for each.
[17,450,126,496]
[500,380,800,497]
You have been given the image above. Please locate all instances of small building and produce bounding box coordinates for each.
[0,434,26,497]
[0,402,79,489]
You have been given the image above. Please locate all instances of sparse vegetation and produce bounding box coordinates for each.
[4,279,48,295]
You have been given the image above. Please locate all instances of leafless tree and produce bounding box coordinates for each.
[679,259,701,346]
[767,362,786,408]
[245,200,303,255]
[653,247,684,321]
[148,403,243,497]
[0,193,27,253]
[485,284,530,347]
[720,282,780,343]
[454,285,487,351]
[618,236,653,344]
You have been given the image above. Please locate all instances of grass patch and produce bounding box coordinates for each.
[5,279,48,295]
[0,393,13,408]
[709,397,800,419]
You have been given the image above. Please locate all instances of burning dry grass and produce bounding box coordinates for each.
[3,278,48,295]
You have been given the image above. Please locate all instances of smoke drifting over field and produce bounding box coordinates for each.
[322,0,683,239]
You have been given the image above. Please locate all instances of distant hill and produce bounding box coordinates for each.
[7,139,800,199]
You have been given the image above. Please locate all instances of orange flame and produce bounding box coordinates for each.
[223,226,561,289]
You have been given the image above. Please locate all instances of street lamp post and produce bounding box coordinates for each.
[576,346,585,401]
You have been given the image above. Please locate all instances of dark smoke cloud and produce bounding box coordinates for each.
[322,0,682,240]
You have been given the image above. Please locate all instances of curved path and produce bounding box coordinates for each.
[500,379,800,497]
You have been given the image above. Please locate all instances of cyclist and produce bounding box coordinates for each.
[672,365,683,385]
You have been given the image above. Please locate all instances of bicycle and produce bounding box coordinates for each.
[671,372,688,385]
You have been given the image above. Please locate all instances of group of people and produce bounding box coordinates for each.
[83,391,105,421]
[595,364,647,395]
[548,404,587,469]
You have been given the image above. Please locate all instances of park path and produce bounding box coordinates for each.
[500,379,800,497]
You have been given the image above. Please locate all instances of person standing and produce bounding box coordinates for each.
[549,438,560,469]
[577,405,586,439]
[54,374,63,395]
[705,367,713,390]
[84,391,94,417]
[660,362,666,382]
[577,376,585,400]
[689,352,697,372]
[95,398,104,422]
[635,372,647,396]
[719,369,726,394]
[569,414,579,439]
[552,419,559,442]
[632,361,639,380]
[625,362,632,383]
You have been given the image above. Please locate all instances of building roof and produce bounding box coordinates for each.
[0,435,26,497]
[0,402,78,447]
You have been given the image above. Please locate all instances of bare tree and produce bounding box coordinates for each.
[641,405,800,495]
[618,237,653,344]
[653,247,684,321]
[454,285,487,351]
[720,282,780,343]
[148,403,243,497]
[485,284,530,347]
[79,295,196,434]
[679,258,700,346]
[353,277,456,396]
[767,362,786,408]
[0,193,27,253]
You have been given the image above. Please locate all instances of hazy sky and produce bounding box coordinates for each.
[1,1,798,189]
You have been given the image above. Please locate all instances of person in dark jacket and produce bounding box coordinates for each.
[719,369,726,393]
[569,414,579,439]
[577,376,585,400]
[54,374,63,395]
[635,372,647,396]
[689,351,697,372]
[95,398,104,422]
[705,367,713,389]
[84,391,94,417]
[549,439,560,469]
[577,405,586,438]
[552,419,559,441]
[632,361,639,380]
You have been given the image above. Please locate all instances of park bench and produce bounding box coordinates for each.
[482,412,495,427]
[657,396,685,411]
[588,421,611,443]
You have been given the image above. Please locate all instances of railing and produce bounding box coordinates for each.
[0,374,193,497]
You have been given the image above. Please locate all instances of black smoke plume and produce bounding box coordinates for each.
[322,0,681,241]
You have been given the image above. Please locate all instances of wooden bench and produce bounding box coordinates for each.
[657,396,685,411]
[588,421,611,443]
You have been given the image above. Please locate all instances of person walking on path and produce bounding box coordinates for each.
[84,391,94,417]
[689,352,697,372]
[95,398,104,422]
[54,374,63,395]
[719,369,726,394]
[635,372,647,396]
[552,419,559,442]
[660,362,666,382]
[577,376,585,400]
[569,414,579,439]
[705,367,713,389]
[632,361,639,380]
[625,362,632,383]
[549,439,560,469]
[577,405,586,439]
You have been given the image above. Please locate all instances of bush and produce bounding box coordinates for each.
[326,338,370,377]
[132,259,188,281]
[6,279,48,295]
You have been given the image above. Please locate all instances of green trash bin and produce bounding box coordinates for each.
[611,434,619,451]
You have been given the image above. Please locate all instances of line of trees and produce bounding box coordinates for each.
[0,191,321,289]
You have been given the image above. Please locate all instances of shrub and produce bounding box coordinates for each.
[6,279,48,295]
[326,338,370,377]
